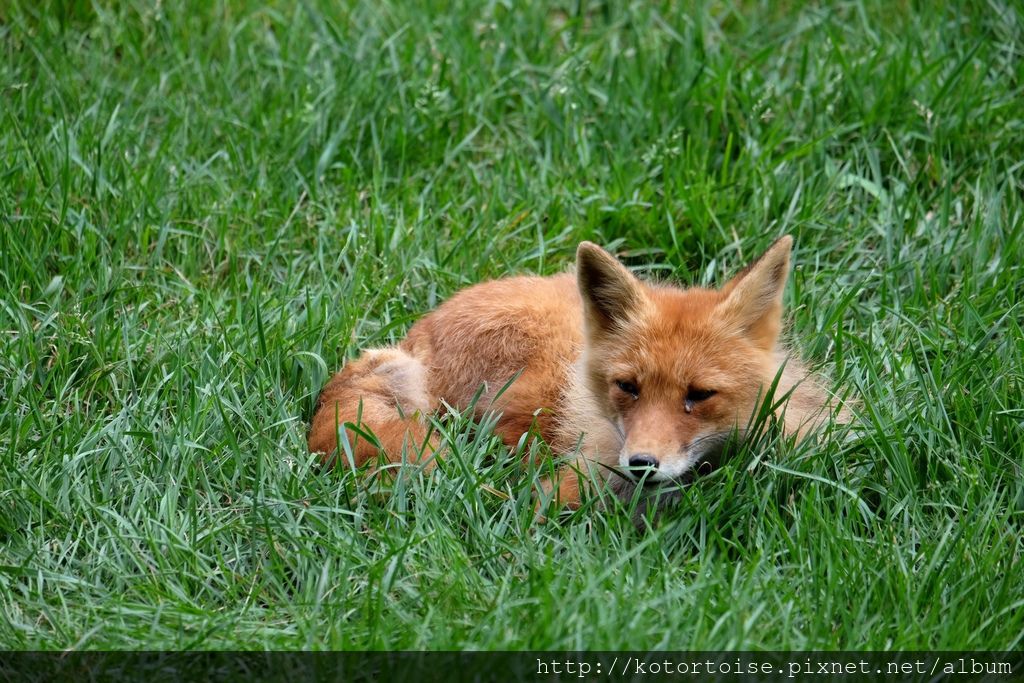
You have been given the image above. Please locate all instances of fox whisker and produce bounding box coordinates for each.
[604,416,626,442]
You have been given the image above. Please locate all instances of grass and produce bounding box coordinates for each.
[1,0,1022,650]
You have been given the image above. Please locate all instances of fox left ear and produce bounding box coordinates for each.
[576,241,646,336]
[718,235,793,349]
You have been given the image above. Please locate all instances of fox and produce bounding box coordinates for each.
[308,235,847,509]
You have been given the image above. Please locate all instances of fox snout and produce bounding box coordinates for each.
[613,402,727,483]
[619,447,702,483]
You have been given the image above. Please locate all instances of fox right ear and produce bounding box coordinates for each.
[718,235,793,349]
[576,242,646,334]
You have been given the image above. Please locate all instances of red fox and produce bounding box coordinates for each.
[309,236,847,507]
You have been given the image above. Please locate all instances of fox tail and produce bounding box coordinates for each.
[308,348,438,468]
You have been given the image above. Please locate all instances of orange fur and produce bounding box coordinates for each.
[309,237,848,506]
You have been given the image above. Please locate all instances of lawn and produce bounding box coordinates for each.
[1,0,1022,650]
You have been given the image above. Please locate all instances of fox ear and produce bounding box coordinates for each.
[718,235,793,349]
[576,242,646,335]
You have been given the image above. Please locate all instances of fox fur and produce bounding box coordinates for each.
[308,236,847,508]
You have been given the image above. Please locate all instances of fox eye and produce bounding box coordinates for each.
[615,380,640,399]
[687,388,717,402]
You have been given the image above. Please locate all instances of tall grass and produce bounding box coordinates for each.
[1,0,1021,649]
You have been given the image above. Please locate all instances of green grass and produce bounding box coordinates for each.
[2,0,1023,650]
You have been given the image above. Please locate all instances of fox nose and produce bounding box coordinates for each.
[627,454,660,471]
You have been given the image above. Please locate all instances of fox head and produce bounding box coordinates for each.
[576,236,794,483]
